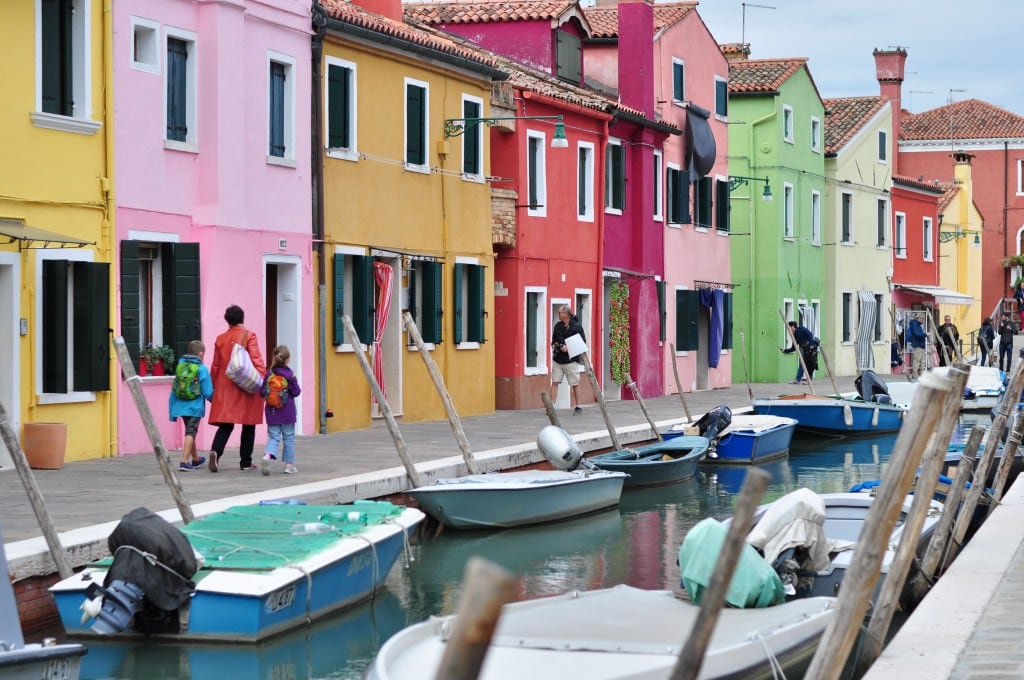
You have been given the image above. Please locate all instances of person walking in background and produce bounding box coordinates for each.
[906,313,927,380]
[208,305,266,472]
[978,317,996,366]
[549,305,587,415]
[1014,281,1024,326]
[781,320,819,384]
[998,312,1018,373]
[169,340,214,471]
[261,345,302,476]
[937,315,960,366]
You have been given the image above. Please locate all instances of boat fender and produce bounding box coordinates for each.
[871,407,879,427]
[843,404,854,427]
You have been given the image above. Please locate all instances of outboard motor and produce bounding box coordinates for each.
[695,405,732,442]
[80,507,199,635]
[537,426,585,471]
[854,370,891,404]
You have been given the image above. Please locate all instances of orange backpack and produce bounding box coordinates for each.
[262,372,290,409]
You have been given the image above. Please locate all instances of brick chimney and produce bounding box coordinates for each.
[720,43,751,61]
[617,0,655,117]
[352,0,403,22]
[874,47,907,172]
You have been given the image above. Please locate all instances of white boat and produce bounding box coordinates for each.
[367,585,836,680]
[933,365,1004,411]
[0,525,86,679]
[407,426,627,530]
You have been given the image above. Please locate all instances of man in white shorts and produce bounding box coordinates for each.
[548,305,586,415]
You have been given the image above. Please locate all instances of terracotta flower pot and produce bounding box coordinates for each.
[22,422,67,470]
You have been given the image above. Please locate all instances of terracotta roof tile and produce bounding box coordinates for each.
[892,174,946,195]
[321,0,500,69]
[727,58,807,94]
[583,2,696,39]
[822,96,887,155]
[404,0,579,25]
[935,182,960,213]
[901,99,1024,141]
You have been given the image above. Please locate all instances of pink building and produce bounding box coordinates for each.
[113,0,314,455]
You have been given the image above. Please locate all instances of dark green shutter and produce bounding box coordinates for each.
[526,293,538,367]
[673,62,685,101]
[41,0,72,116]
[463,100,480,175]
[120,241,141,366]
[351,255,374,343]
[163,242,201,362]
[722,292,733,350]
[73,262,110,392]
[716,79,728,117]
[269,62,286,157]
[696,177,713,227]
[675,289,699,351]
[408,262,419,329]
[679,170,691,224]
[332,254,345,345]
[578,147,588,215]
[406,84,425,165]
[42,260,68,393]
[421,261,442,344]
[452,264,463,344]
[716,179,730,232]
[556,31,581,84]
[327,64,351,148]
[167,38,188,141]
[528,137,540,207]
[468,264,485,342]
[657,280,667,342]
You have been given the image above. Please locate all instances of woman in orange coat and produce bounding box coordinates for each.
[207,305,266,471]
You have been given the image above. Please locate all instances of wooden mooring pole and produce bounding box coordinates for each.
[539,391,563,429]
[669,343,694,422]
[625,373,662,442]
[580,351,622,451]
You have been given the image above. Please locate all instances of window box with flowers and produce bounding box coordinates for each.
[139,345,174,377]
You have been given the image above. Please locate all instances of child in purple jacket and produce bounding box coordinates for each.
[260,345,302,475]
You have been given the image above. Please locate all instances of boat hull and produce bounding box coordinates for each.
[752,396,904,435]
[664,416,797,465]
[408,470,627,530]
[368,585,836,680]
[50,505,424,643]
[589,436,708,486]
[0,644,86,680]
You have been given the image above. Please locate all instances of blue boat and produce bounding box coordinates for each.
[664,414,797,464]
[588,436,709,486]
[50,501,423,643]
[751,395,905,436]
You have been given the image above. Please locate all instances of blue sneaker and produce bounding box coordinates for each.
[192,456,206,468]
[178,461,194,471]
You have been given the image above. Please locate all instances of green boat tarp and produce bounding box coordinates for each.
[678,517,784,608]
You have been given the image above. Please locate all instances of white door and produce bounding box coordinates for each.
[0,255,19,471]
[264,256,303,434]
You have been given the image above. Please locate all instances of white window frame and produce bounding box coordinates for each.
[653,150,664,222]
[333,245,369,353]
[403,77,430,174]
[782,104,794,144]
[325,56,358,162]
[577,141,595,222]
[665,162,684,227]
[267,50,296,166]
[454,255,480,350]
[572,289,591,376]
[163,26,198,152]
[671,58,685,103]
[35,248,97,404]
[460,94,485,182]
[841,191,855,244]
[524,286,548,375]
[878,129,888,163]
[873,292,885,343]
[923,217,934,262]
[783,183,794,238]
[782,298,795,348]
[32,0,100,135]
[876,197,889,248]
[126,230,180,353]
[810,116,821,153]
[841,290,854,344]
[527,129,548,217]
[605,137,625,215]
[810,190,821,245]
[1017,159,1024,196]
[894,211,907,259]
[130,16,160,74]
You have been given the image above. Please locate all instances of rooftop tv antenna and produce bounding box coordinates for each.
[741,2,776,46]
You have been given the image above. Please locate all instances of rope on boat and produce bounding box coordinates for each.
[751,630,787,680]
[112,545,194,583]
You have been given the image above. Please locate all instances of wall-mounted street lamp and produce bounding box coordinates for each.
[444,115,569,148]
[728,175,773,201]
[938,227,981,245]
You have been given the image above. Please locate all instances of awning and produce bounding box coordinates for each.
[895,284,974,306]
[685,104,717,179]
[0,219,94,250]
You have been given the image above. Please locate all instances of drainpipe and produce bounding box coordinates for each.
[312,4,328,434]
[103,0,117,457]
[1004,141,1010,295]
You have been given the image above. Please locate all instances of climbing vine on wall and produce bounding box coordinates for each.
[609,281,631,385]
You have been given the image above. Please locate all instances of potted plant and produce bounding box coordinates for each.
[140,345,174,377]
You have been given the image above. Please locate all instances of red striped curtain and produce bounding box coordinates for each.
[373,261,394,403]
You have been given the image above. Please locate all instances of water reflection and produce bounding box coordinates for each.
[79,430,914,680]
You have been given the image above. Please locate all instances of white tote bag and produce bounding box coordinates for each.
[225,331,262,393]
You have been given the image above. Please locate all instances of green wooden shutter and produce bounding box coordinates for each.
[675,289,699,351]
[41,0,72,116]
[463,100,480,176]
[332,254,345,345]
[716,179,730,232]
[42,260,68,393]
[468,264,485,342]
[715,79,728,117]
[269,62,286,157]
[73,262,110,392]
[673,62,685,101]
[421,260,442,344]
[408,262,419,329]
[657,280,667,342]
[120,241,141,366]
[452,263,463,344]
[327,64,350,148]
[556,31,581,84]
[526,293,538,367]
[351,255,374,343]
[164,242,201,362]
[406,84,425,165]
[697,177,713,227]
[167,38,188,141]
[722,292,733,350]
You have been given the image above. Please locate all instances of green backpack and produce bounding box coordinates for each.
[173,360,202,400]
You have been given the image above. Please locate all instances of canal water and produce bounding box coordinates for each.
[77,429,919,679]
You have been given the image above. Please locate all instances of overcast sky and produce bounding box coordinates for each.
[690,0,1022,115]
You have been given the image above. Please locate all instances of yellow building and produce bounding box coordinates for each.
[0,0,115,464]
[317,1,503,430]
[938,152,984,340]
